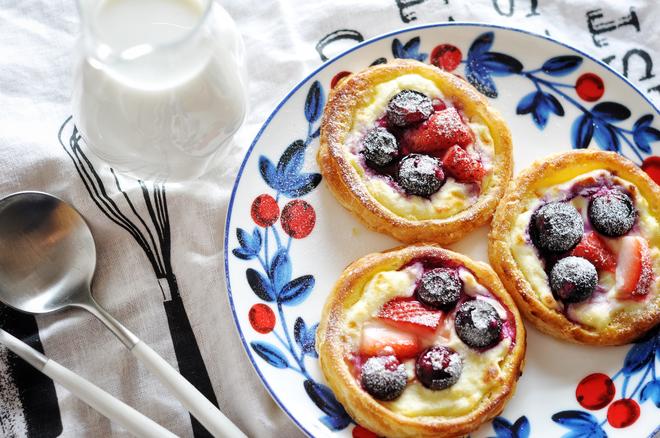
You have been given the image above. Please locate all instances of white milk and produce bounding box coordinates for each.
[95,0,203,50]
[72,0,246,180]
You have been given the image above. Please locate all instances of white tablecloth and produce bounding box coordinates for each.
[0,0,657,437]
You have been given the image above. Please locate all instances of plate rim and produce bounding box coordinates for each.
[223,21,660,438]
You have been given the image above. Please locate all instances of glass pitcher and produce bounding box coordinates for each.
[72,0,247,181]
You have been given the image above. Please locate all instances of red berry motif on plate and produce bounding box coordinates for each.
[249,304,276,334]
[281,200,316,239]
[430,44,462,72]
[331,71,352,89]
[251,194,279,227]
[641,156,660,185]
[234,80,354,432]
[576,373,616,410]
[352,425,378,438]
[575,73,605,102]
[607,398,640,428]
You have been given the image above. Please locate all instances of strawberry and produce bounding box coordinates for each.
[377,297,444,336]
[432,99,447,112]
[401,107,473,154]
[359,321,420,359]
[441,145,486,182]
[616,236,654,298]
[571,232,617,272]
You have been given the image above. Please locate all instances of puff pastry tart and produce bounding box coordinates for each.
[318,59,512,244]
[489,150,660,345]
[316,245,525,438]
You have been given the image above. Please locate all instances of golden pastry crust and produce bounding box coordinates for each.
[489,150,660,345]
[317,59,513,245]
[316,245,526,438]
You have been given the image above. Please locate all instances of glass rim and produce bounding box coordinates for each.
[76,0,214,62]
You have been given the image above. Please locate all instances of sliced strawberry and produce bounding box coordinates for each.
[377,297,444,336]
[359,321,420,359]
[571,232,617,272]
[401,107,473,154]
[616,236,654,298]
[441,145,486,182]
[432,98,447,112]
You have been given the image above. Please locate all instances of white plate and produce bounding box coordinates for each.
[225,23,660,438]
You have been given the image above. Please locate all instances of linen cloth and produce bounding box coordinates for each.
[0,0,658,437]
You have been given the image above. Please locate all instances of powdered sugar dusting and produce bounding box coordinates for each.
[431,107,472,144]
[550,256,598,303]
[416,267,462,309]
[588,190,636,237]
[415,346,463,390]
[361,355,407,401]
[397,154,445,197]
[454,299,503,349]
[530,201,584,252]
[361,127,399,167]
[386,90,433,127]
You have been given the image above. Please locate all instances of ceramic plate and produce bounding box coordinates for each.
[224,23,660,438]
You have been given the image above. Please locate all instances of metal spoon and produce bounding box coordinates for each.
[0,192,245,438]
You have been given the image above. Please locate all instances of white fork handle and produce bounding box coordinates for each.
[131,341,246,438]
[42,359,178,438]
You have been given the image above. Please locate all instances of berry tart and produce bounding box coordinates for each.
[489,150,660,345]
[316,245,525,437]
[318,59,513,244]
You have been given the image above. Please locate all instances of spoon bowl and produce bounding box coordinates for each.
[0,191,245,437]
[0,192,96,314]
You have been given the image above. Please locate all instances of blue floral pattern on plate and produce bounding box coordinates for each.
[232,82,352,430]
[225,23,660,437]
[394,31,660,164]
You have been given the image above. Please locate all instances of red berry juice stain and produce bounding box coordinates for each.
[352,425,378,438]
[248,304,276,334]
[641,156,660,185]
[331,71,352,89]
[251,194,280,227]
[575,373,615,410]
[280,200,316,239]
[575,73,605,102]
[430,44,462,72]
[607,398,640,428]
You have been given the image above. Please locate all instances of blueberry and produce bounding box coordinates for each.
[588,190,636,237]
[397,154,445,197]
[415,346,462,390]
[530,202,584,253]
[361,127,399,168]
[361,355,407,401]
[416,268,462,310]
[550,256,597,303]
[387,90,433,127]
[455,300,503,349]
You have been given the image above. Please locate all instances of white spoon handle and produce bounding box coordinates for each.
[131,341,246,438]
[42,359,178,438]
[0,329,175,438]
